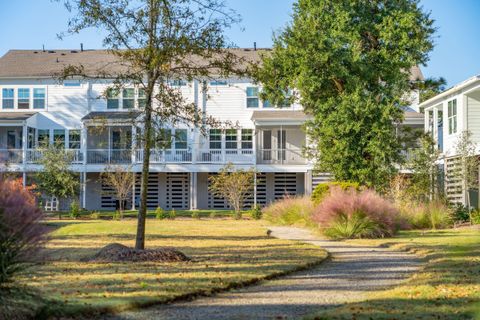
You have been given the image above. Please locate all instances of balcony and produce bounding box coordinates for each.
[26,149,84,164]
[87,149,131,164]
[135,149,193,163]
[196,149,254,164]
[0,149,23,164]
[257,148,307,165]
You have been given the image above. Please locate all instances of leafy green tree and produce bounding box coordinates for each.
[59,0,244,249]
[209,163,255,219]
[36,146,79,208]
[409,134,441,201]
[417,77,447,102]
[255,0,435,189]
[453,130,479,210]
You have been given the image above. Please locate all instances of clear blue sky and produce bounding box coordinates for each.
[0,0,479,86]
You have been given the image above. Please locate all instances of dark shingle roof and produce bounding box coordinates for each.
[82,111,141,121]
[251,110,310,121]
[0,49,423,80]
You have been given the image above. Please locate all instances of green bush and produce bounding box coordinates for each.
[398,200,452,230]
[311,181,360,204]
[155,207,167,220]
[113,210,121,221]
[168,209,176,220]
[451,204,470,223]
[323,211,379,240]
[69,200,81,219]
[89,211,101,220]
[191,211,200,219]
[250,204,262,220]
[471,210,480,225]
[263,196,315,226]
[209,211,217,219]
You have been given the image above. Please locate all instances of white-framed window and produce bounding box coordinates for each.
[209,129,222,149]
[241,129,253,149]
[63,80,81,87]
[138,88,146,108]
[448,99,457,135]
[107,88,120,109]
[168,79,187,87]
[53,129,66,148]
[33,88,46,109]
[246,87,259,108]
[2,88,14,109]
[69,130,81,149]
[210,80,228,86]
[174,129,188,150]
[17,88,30,109]
[225,129,237,149]
[37,129,50,147]
[123,88,135,109]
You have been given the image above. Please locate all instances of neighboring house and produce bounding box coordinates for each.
[0,49,423,211]
[419,75,480,205]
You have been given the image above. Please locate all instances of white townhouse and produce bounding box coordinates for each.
[419,75,480,205]
[0,49,424,211]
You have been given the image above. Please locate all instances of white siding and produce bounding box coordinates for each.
[467,92,480,154]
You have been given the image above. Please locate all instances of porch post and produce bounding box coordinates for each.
[81,171,87,209]
[132,173,136,210]
[253,172,257,205]
[22,172,26,188]
[81,126,87,164]
[131,126,137,164]
[190,172,197,210]
[22,122,27,166]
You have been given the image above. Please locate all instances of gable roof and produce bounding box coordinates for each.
[0,49,423,81]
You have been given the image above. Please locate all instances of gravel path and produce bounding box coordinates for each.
[110,226,422,320]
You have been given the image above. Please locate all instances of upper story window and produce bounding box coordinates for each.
[448,99,457,135]
[168,79,187,87]
[241,129,253,149]
[53,129,66,148]
[123,88,135,109]
[63,80,81,87]
[157,128,172,149]
[279,89,293,108]
[17,88,30,109]
[209,129,221,149]
[175,129,188,150]
[69,130,81,149]
[138,88,146,108]
[210,80,228,86]
[226,129,237,149]
[2,88,14,109]
[246,87,259,108]
[107,88,120,109]
[33,88,46,109]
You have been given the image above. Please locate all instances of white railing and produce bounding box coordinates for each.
[196,149,255,164]
[26,149,84,164]
[136,149,192,163]
[257,148,307,164]
[87,149,132,164]
[0,149,23,164]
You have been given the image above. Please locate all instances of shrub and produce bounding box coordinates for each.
[398,200,452,230]
[209,211,217,219]
[113,210,121,221]
[0,179,47,286]
[168,209,176,220]
[263,196,315,226]
[250,204,262,220]
[313,188,400,239]
[471,210,480,225]
[69,200,81,219]
[155,207,167,220]
[191,211,200,219]
[450,204,470,223]
[89,211,101,220]
[311,181,360,204]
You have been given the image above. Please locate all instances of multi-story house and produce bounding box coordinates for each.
[0,49,424,211]
[420,75,480,205]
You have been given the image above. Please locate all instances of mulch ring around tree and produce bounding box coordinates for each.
[87,243,190,262]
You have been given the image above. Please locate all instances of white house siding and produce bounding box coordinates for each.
[467,92,480,153]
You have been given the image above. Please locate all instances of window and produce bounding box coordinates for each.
[33,88,46,109]
[246,87,259,108]
[209,129,222,149]
[168,79,187,87]
[175,129,187,149]
[63,80,81,87]
[123,88,135,109]
[53,129,66,148]
[210,80,228,86]
[263,100,272,108]
[2,88,14,109]
[107,88,119,109]
[37,129,50,147]
[157,128,172,149]
[138,88,146,108]
[448,99,457,135]
[18,88,30,109]
[226,129,237,149]
[241,129,253,149]
[279,89,292,108]
[69,130,81,149]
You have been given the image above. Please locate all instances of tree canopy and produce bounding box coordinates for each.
[256,0,435,189]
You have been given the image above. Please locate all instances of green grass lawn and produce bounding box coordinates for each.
[7,219,327,318]
[309,227,480,320]
[46,209,247,219]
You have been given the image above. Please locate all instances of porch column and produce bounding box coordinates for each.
[81,171,87,209]
[305,170,313,195]
[252,129,257,165]
[131,173,136,210]
[253,172,257,205]
[22,122,27,167]
[22,172,26,188]
[190,172,197,210]
[81,126,87,164]
[433,108,439,142]
[131,126,137,164]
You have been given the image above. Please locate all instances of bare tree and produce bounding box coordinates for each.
[58,0,247,249]
[209,163,255,219]
[101,165,135,219]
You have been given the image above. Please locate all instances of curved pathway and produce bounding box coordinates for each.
[111,227,422,320]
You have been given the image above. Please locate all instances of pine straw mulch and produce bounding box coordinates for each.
[87,243,190,263]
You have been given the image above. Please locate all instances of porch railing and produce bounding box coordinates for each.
[196,149,254,164]
[257,148,307,164]
[26,149,84,164]
[136,149,192,163]
[0,149,23,164]
[87,149,132,164]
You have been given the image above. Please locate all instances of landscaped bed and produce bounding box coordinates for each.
[7,219,327,318]
[308,227,480,320]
